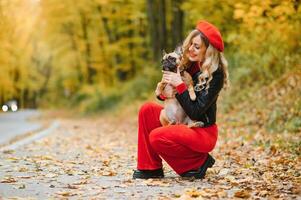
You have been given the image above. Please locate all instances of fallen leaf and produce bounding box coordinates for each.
[42,155,54,160]
[102,160,110,167]
[18,176,31,179]
[45,173,58,178]
[18,167,28,172]
[172,193,181,198]
[185,188,201,198]
[2,150,15,154]
[269,145,277,155]
[217,190,228,198]
[258,190,268,197]
[66,184,79,189]
[1,177,17,183]
[144,179,170,187]
[292,186,301,195]
[56,191,76,197]
[15,184,26,189]
[7,157,19,162]
[73,180,88,185]
[234,190,251,198]
[101,170,117,176]
[65,169,75,176]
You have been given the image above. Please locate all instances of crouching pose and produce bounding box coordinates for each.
[133,20,229,179]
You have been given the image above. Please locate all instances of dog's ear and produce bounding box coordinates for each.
[174,45,183,56]
[162,49,167,57]
[178,65,184,72]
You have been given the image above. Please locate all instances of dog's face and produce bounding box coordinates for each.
[161,47,182,73]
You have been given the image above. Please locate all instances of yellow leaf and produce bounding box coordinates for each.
[185,188,201,198]
[45,173,58,178]
[56,191,76,197]
[234,9,245,19]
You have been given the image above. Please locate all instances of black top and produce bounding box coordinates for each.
[175,66,224,127]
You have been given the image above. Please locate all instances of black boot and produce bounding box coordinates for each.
[180,154,215,179]
[132,168,164,179]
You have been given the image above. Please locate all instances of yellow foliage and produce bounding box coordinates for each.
[0,0,299,109]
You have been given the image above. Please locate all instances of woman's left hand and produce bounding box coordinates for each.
[162,67,183,87]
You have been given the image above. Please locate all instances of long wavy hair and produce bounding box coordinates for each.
[179,30,229,91]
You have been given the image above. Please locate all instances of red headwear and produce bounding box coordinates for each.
[196,20,224,52]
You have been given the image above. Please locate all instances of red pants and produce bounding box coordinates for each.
[137,102,218,175]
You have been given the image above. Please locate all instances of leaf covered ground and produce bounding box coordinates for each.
[0,111,299,199]
[0,71,300,199]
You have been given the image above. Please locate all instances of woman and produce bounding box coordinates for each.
[133,20,229,179]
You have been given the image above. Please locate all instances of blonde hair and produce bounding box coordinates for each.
[180,30,229,91]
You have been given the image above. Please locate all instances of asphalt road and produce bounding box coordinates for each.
[0,110,41,145]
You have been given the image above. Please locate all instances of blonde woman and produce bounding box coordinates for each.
[133,20,229,179]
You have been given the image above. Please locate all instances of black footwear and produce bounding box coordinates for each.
[132,168,164,179]
[180,154,215,179]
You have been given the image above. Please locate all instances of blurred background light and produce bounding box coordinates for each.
[11,104,18,112]
[2,105,8,112]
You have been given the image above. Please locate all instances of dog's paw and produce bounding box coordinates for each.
[188,121,204,128]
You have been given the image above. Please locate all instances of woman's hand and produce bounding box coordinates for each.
[162,67,183,87]
[155,82,163,96]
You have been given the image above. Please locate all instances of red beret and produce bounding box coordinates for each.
[196,20,224,52]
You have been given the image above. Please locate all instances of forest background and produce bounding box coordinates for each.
[0,0,300,135]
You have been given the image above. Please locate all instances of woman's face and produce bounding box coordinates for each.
[187,35,207,62]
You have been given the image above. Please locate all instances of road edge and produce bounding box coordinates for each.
[0,120,60,151]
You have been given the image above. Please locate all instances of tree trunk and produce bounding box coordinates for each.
[146,0,159,60]
[38,56,52,99]
[158,0,167,52]
[61,22,83,84]
[80,11,96,84]
[146,0,169,61]
[171,0,184,49]
[96,5,115,86]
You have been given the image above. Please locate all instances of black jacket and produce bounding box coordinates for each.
[175,67,224,127]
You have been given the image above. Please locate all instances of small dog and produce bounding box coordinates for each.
[155,47,204,128]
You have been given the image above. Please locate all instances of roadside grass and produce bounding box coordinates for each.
[219,68,301,156]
